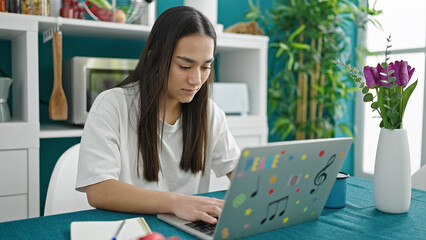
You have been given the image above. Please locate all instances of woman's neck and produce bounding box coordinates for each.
[159,99,181,125]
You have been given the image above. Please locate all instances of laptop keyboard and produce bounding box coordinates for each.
[185,220,216,236]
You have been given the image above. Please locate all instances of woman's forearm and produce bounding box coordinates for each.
[86,179,176,214]
[85,179,223,224]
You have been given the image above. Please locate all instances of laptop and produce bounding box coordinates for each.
[158,137,353,239]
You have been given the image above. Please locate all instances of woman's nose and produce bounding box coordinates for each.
[188,69,202,85]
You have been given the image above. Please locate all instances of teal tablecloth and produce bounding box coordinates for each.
[0,177,425,239]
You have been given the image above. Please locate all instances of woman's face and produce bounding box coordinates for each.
[167,34,214,106]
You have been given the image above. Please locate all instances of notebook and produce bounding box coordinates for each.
[70,217,151,240]
[158,137,353,239]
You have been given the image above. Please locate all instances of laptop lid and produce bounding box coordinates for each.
[158,137,353,239]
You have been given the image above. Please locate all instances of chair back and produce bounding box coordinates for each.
[44,143,93,216]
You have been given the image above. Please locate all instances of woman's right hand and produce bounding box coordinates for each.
[170,194,224,224]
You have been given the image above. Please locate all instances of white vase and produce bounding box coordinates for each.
[373,128,411,214]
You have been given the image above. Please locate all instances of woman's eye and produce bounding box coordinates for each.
[202,66,212,70]
[179,65,190,70]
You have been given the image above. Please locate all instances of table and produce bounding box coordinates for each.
[0,177,425,240]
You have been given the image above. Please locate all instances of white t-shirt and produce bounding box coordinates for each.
[76,83,240,194]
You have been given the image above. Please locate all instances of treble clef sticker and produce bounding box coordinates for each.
[310,154,336,194]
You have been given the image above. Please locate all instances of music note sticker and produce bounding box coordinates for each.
[260,196,289,224]
[251,175,260,197]
[310,154,336,194]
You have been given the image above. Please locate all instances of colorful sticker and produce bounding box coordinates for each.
[301,154,307,160]
[287,173,302,186]
[283,217,289,223]
[221,228,229,239]
[245,208,252,216]
[243,150,250,157]
[232,194,246,208]
[269,175,277,184]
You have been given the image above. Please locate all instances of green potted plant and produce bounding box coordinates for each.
[245,0,381,140]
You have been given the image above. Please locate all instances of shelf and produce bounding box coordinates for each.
[0,12,269,49]
[0,121,38,150]
[40,125,83,139]
[0,13,38,40]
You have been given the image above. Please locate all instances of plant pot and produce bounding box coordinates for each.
[373,128,411,214]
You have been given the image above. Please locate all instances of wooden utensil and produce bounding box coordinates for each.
[49,30,68,120]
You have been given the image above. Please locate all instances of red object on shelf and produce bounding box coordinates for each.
[60,0,74,18]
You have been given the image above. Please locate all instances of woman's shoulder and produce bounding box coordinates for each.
[90,83,138,113]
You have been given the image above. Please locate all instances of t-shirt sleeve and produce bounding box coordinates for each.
[210,101,240,178]
[75,90,123,192]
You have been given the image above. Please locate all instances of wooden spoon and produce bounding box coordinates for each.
[49,30,68,120]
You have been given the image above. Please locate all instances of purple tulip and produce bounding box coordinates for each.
[363,65,380,88]
[390,60,415,87]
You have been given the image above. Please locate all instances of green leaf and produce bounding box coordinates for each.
[391,92,402,99]
[401,79,418,118]
[291,42,311,50]
[272,118,295,140]
[363,93,374,102]
[371,102,379,109]
[289,24,306,42]
[388,76,396,83]
[362,86,369,94]
[338,124,354,138]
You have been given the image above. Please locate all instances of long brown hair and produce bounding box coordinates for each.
[117,6,217,181]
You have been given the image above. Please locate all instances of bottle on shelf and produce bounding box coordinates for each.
[60,0,73,18]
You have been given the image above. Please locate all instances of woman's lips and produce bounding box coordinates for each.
[182,88,198,94]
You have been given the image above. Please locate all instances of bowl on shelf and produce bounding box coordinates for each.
[82,0,151,23]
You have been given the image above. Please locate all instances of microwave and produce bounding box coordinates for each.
[63,57,138,125]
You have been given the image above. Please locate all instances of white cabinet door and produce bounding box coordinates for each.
[0,150,28,222]
[0,195,28,222]
[0,150,28,196]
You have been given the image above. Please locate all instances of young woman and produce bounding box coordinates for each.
[76,6,240,224]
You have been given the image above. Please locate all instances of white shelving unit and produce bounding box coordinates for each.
[0,13,269,221]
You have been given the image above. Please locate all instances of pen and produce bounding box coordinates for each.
[112,219,126,240]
